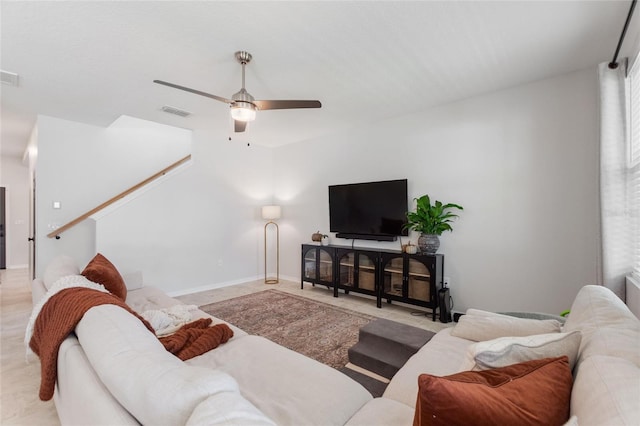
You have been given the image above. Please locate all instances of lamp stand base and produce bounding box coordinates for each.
[265,278,279,284]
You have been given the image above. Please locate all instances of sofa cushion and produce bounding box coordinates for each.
[43,255,80,289]
[186,335,372,426]
[126,285,184,312]
[344,397,415,426]
[186,392,276,425]
[383,328,474,408]
[467,331,582,371]
[76,304,249,426]
[451,309,562,341]
[413,356,572,426]
[81,253,127,301]
[571,355,640,425]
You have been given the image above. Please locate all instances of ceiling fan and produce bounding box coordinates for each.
[154,51,322,133]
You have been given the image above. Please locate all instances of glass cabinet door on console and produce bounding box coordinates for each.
[335,249,379,307]
[407,258,431,302]
[380,255,405,298]
[301,244,336,293]
[380,253,444,321]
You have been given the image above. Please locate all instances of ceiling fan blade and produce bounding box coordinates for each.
[253,100,322,110]
[153,80,233,104]
[234,120,247,133]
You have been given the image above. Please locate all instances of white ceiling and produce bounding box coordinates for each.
[1,1,638,158]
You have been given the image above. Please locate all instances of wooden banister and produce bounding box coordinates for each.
[47,155,192,239]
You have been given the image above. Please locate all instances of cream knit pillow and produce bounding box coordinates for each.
[451,309,562,342]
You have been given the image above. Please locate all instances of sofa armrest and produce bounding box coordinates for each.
[31,278,47,306]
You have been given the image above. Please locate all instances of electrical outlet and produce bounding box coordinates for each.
[443,277,450,288]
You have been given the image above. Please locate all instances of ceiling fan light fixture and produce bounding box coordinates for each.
[230,102,257,122]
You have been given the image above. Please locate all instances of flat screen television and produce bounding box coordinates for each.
[329,179,409,241]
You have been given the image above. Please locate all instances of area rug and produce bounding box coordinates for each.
[199,289,375,370]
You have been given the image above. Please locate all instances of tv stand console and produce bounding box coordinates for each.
[301,244,445,322]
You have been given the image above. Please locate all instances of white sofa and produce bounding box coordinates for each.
[32,261,371,425]
[347,284,640,426]
[32,256,639,425]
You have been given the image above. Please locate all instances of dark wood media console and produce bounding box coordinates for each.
[301,244,444,321]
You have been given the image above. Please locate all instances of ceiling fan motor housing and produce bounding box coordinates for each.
[232,87,255,103]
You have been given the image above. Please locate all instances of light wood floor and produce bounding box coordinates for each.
[1,268,59,426]
[1,268,450,425]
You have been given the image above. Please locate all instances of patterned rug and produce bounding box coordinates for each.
[199,289,375,369]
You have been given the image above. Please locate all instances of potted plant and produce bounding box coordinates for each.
[405,195,463,253]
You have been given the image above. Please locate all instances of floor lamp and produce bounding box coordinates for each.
[262,205,281,284]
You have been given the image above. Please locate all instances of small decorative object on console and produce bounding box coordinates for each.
[405,242,418,254]
[311,231,328,242]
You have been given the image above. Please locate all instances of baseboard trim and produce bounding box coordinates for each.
[167,274,300,297]
[7,264,28,270]
[167,275,299,297]
[167,276,260,297]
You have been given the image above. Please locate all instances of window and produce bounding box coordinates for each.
[627,56,640,278]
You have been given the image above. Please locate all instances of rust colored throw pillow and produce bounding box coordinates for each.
[413,356,572,426]
[81,253,127,301]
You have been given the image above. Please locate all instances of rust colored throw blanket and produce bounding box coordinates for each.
[29,288,233,401]
[159,318,233,360]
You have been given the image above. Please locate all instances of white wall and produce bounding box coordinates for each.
[274,67,600,315]
[35,115,191,275]
[95,123,275,294]
[0,155,30,268]
[32,67,600,312]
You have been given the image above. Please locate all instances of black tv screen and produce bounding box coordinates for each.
[329,179,408,241]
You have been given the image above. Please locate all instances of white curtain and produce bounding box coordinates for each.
[599,61,632,300]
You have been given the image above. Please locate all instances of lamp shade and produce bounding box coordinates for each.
[262,205,281,220]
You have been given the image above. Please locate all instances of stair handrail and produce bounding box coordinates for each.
[47,155,192,239]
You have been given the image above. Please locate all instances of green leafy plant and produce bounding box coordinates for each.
[405,195,463,235]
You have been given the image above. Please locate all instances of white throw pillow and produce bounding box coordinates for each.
[467,331,582,371]
[43,255,80,289]
[451,310,562,342]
